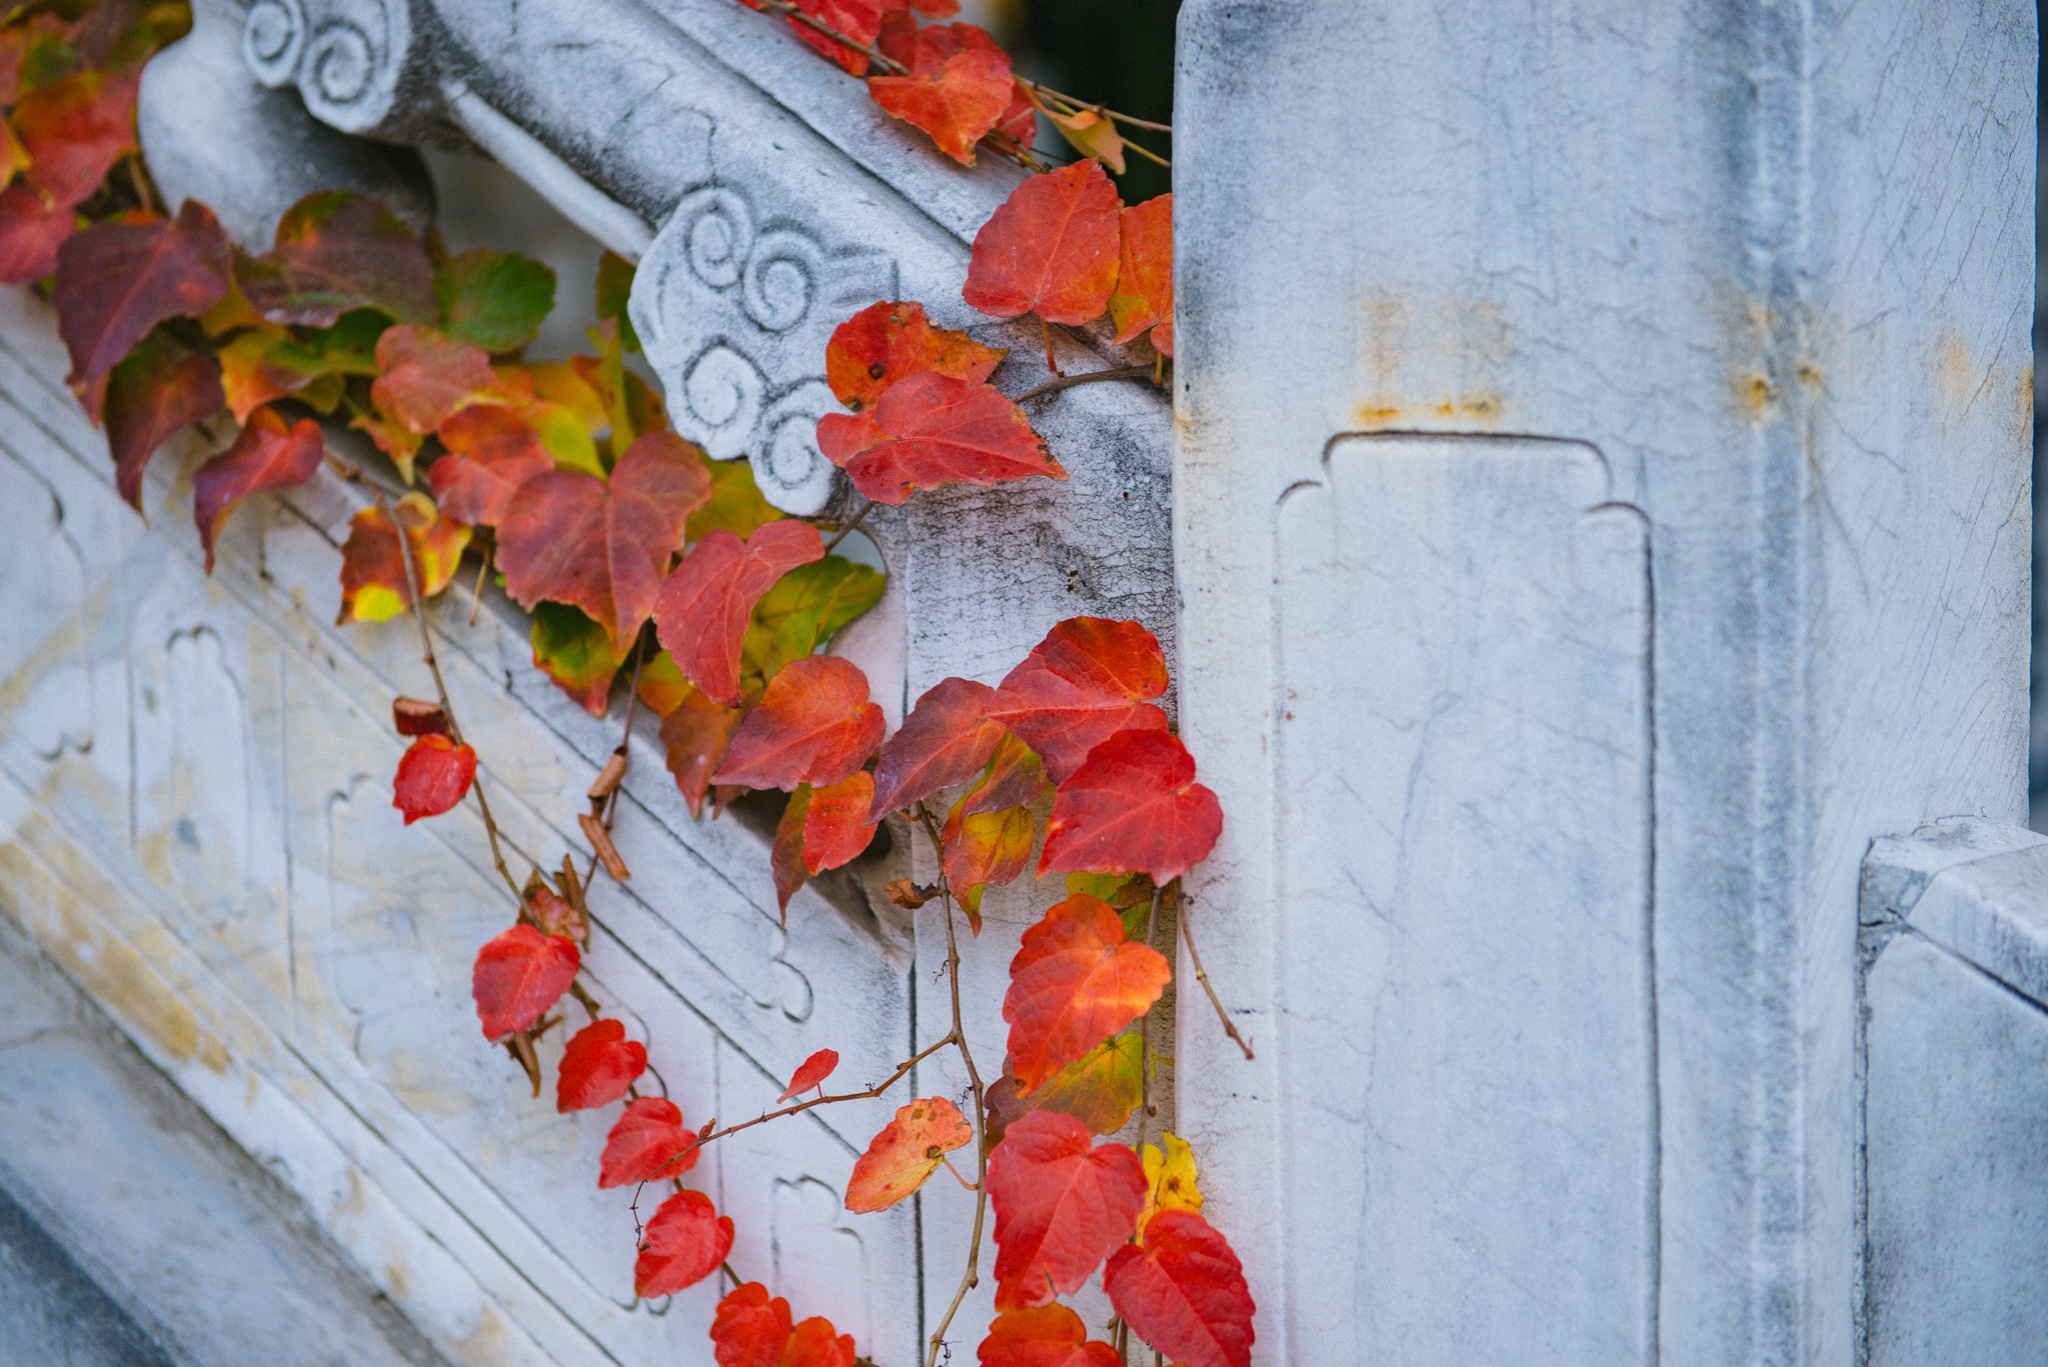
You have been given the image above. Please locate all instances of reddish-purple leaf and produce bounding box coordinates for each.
[867,676,1004,818]
[103,334,223,510]
[368,324,502,435]
[0,182,74,284]
[658,684,744,819]
[428,404,554,526]
[52,201,231,387]
[237,190,436,328]
[653,519,824,707]
[11,70,137,207]
[191,406,325,571]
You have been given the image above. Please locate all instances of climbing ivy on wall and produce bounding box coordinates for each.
[0,2,1254,1364]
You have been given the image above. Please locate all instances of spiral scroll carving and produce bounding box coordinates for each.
[238,0,431,139]
[634,185,897,516]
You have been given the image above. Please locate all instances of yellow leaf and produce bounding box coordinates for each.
[519,398,605,478]
[1047,106,1125,175]
[1138,1131,1201,1232]
[522,360,608,434]
[0,117,29,191]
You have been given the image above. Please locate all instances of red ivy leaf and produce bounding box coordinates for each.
[1103,1211,1256,1367]
[52,200,232,387]
[782,1318,857,1367]
[12,70,137,206]
[237,190,436,328]
[103,335,223,510]
[191,405,325,571]
[1108,193,1172,350]
[824,300,1005,413]
[0,181,76,285]
[556,1018,648,1112]
[336,492,472,625]
[658,684,744,819]
[867,677,1003,818]
[392,733,477,824]
[817,371,1063,507]
[785,0,885,74]
[986,1110,1146,1308]
[777,1047,841,1103]
[960,732,1050,818]
[635,1189,735,1299]
[711,1282,793,1367]
[844,1096,973,1213]
[428,404,554,526]
[369,324,502,435]
[984,617,1169,783]
[714,656,885,791]
[803,770,879,874]
[471,923,580,1040]
[1038,730,1223,885]
[867,48,1013,166]
[1003,893,1170,1093]
[977,1306,1122,1367]
[963,161,1122,326]
[986,1034,1145,1147]
[499,430,712,649]
[653,519,824,707]
[771,784,812,919]
[600,1096,699,1188]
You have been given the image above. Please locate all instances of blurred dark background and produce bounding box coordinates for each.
[997,0,1179,202]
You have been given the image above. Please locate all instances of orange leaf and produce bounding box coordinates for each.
[12,70,137,207]
[984,617,1169,782]
[600,1096,699,1188]
[867,676,1003,819]
[786,0,885,74]
[52,200,231,387]
[635,1189,735,1299]
[653,519,824,707]
[556,1018,647,1112]
[103,334,223,510]
[498,430,711,649]
[711,1282,793,1367]
[824,301,1005,413]
[658,684,744,819]
[0,181,75,284]
[429,404,554,526]
[976,1306,1122,1367]
[867,49,1013,165]
[986,1111,1146,1307]
[236,190,436,328]
[336,492,472,625]
[471,923,579,1040]
[1103,1211,1255,1367]
[963,161,1121,326]
[816,371,1063,507]
[803,771,879,874]
[1038,730,1223,885]
[771,784,812,918]
[1108,193,1171,348]
[1003,893,1169,1093]
[370,324,503,434]
[191,406,325,571]
[844,1096,972,1213]
[777,1047,841,1103]
[714,656,885,791]
[780,1318,856,1367]
[392,733,477,825]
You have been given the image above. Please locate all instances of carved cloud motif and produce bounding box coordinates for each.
[633,184,897,516]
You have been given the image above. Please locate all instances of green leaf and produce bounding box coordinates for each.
[531,601,618,718]
[594,249,641,354]
[686,453,782,543]
[436,249,556,353]
[740,556,885,689]
[987,1032,1145,1145]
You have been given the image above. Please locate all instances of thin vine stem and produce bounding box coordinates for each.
[916,805,989,1367]
[822,498,876,554]
[1175,882,1254,1061]
[581,628,653,888]
[383,493,522,900]
[1014,364,1161,404]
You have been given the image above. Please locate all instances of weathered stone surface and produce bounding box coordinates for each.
[1174,2,2033,1363]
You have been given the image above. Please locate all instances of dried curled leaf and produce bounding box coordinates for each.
[1038,729,1224,885]
[824,300,1005,413]
[392,697,447,736]
[600,1096,699,1188]
[635,1189,734,1299]
[844,1096,973,1213]
[1003,893,1170,1093]
[471,923,580,1041]
[336,492,472,626]
[714,656,885,792]
[392,733,477,825]
[986,1110,1146,1309]
[1103,1210,1255,1367]
[191,405,325,571]
[963,161,1122,326]
[556,1018,648,1112]
[816,370,1063,507]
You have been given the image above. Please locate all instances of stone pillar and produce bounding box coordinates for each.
[1172,4,2034,1365]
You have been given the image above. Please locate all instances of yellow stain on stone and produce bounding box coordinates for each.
[452,1307,512,1365]
[385,1047,475,1118]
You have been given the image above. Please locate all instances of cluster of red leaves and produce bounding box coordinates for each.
[711,1283,858,1367]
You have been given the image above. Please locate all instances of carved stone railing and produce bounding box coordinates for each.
[0,1,1175,1364]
